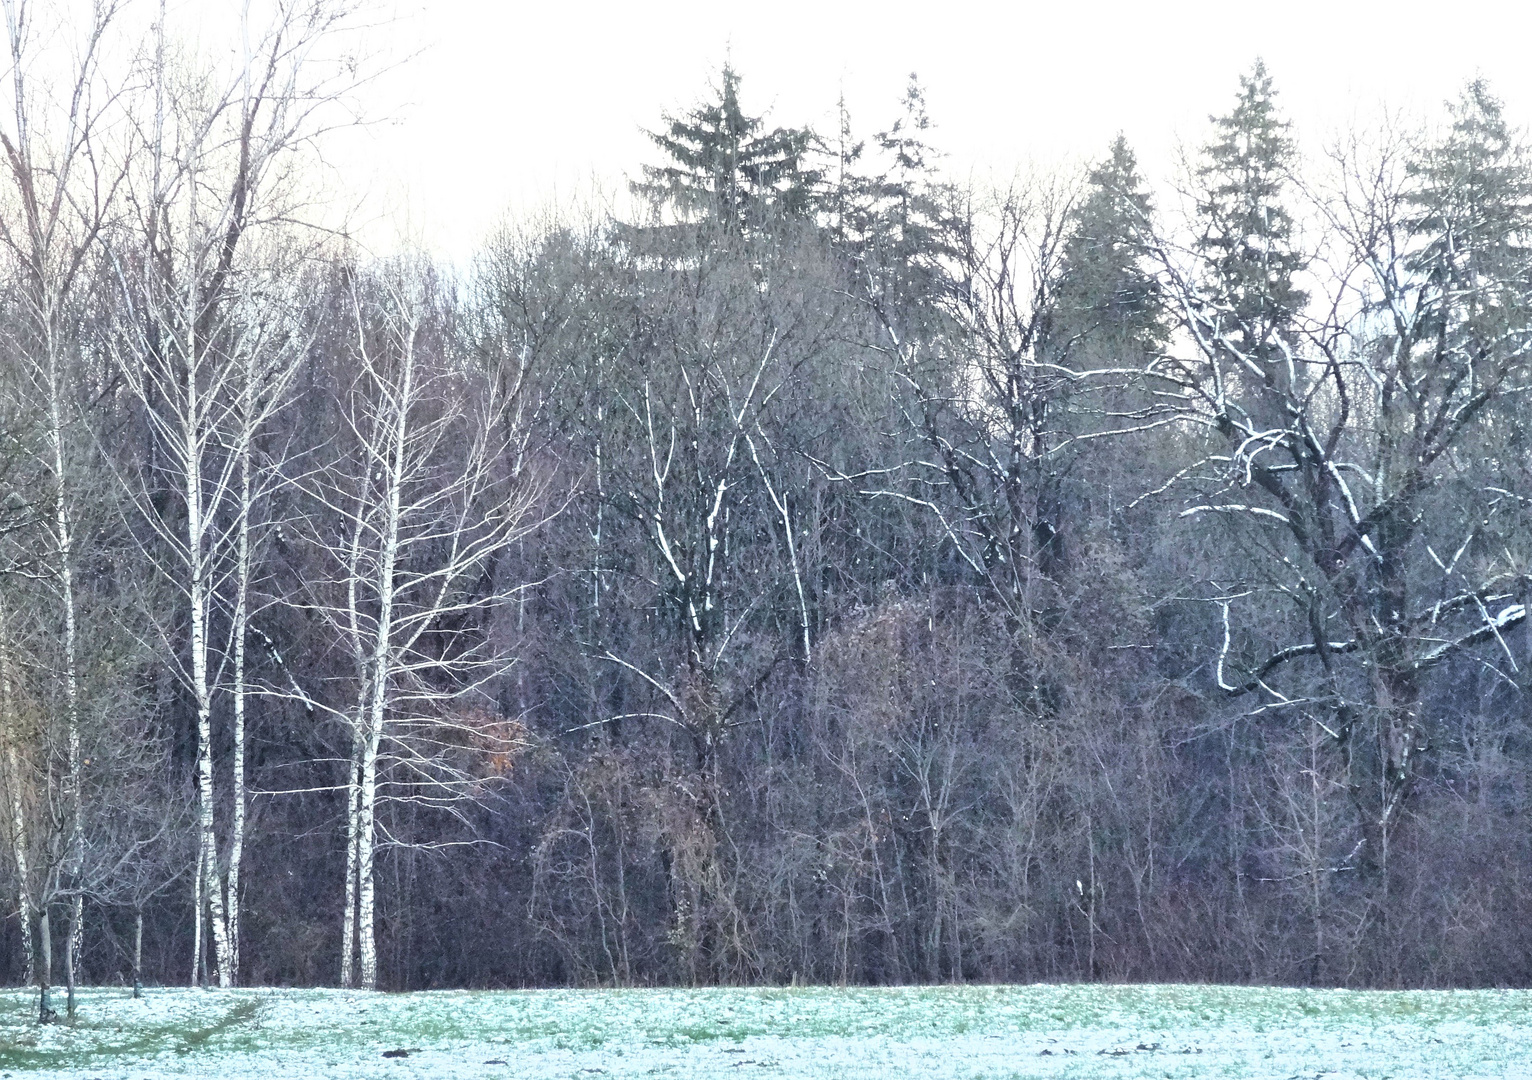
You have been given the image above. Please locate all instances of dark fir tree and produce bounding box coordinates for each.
[1407,79,1532,326]
[1057,135,1167,358]
[837,75,956,335]
[1195,59,1306,356]
[822,92,865,245]
[866,76,947,255]
[633,64,822,231]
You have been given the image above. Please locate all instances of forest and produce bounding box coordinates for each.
[3,0,1532,1016]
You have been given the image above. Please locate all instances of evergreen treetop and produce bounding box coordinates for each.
[1408,79,1532,298]
[634,65,822,232]
[1196,59,1307,348]
[1058,134,1167,355]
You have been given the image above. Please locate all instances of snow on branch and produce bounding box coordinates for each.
[1181,504,1291,525]
[1415,604,1528,669]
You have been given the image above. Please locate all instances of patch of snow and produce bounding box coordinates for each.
[0,983,1523,1079]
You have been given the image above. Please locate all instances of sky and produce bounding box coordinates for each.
[334,0,1532,257]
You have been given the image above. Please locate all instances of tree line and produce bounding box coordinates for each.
[3,3,1532,1014]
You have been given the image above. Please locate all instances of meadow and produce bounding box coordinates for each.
[0,983,1521,1078]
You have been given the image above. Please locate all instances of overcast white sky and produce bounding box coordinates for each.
[333,0,1532,257]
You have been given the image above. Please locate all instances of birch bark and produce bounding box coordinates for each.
[0,0,114,1015]
[107,0,366,990]
[354,297,414,991]
[339,738,360,986]
[182,242,233,987]
[312,268,541,991]
[226,367,254,985]
[190,843,203,987]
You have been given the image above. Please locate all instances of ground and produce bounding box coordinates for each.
[0,983,1522,1078]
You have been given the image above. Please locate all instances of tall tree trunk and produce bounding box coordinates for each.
[183,334,232,988]
[64,894,80,1020]
[42,336,79,1025]
[356,714,381,990]
[340,737,360,988]
[0,8,102,1015]
[133,908,143,999]
[350,327,414,992]
[46,336,86,1005]
[37,905,51,1022]
[190,842,203,987]
[227,428,252,986]
[339,472,371,990]
[0,626,34,987]
[356,599,394,990]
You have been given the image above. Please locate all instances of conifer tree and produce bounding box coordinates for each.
[634,65,821,231]
[866,77,947,258]
[822,92,865,245]
[1195,59,1306,356]
[845,76,955,331]
[1407,80,1532,328]
[1057,135,1167,357]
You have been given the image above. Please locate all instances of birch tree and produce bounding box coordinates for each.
[0,0,128,1019]
[109,0,365,987]
[302,261,540,990]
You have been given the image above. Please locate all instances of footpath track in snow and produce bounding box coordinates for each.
[0,983,1522,1078]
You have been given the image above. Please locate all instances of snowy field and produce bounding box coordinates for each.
[0,982,1524,1078]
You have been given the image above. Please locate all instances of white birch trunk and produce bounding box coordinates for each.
[47,368,82,879]
[190,841,203,987]
[340,740,360,987]
[353,320,415,992]
[222,0,258,991]
[41,332,86,992]
[226,395,252,987]
[184,321,232,988]
[339,490,371,988]
[41,324,86,1018]
[356,705,382,989]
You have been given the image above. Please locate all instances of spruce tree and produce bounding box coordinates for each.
[846,76,955,328]
[1407,80,1532,323]
[633,65,821,232]
[822,92,866,246]
[1195,59,1306,356]
[867,77,946,255]
[1057,135,1167,357]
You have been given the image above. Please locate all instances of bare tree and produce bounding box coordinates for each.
[106,0,368,987]
[1141,81,1532,898]
[299,260,540,990]
[0,0,130,1019]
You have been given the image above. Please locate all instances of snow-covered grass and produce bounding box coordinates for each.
[0,982,1523,1078]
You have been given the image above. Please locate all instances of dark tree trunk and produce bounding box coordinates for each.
[64,895,79,1020]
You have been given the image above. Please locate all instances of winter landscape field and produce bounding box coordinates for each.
[0,983,1523,1079]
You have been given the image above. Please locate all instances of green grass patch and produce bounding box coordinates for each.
[0,983,1523,1078]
